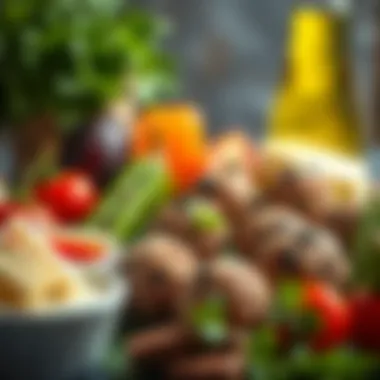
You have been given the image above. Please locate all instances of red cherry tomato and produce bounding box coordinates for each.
[53,236,105,263]
[277,281,351,352]
[351,292,380,352]
[302,281,352,351]
[36,171,98,223]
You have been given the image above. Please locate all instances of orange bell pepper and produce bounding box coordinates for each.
[132,104,207,192]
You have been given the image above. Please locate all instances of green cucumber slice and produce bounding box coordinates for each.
[112,163,171,241]
[88,156,172,241]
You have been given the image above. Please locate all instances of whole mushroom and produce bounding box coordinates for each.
[324,204,361,248]
[127,256,270,380]
[265,168,334,223]
[204,131,260,205]
[296,227,351,286]
[255,222,350,287]
[196,178,267,257]
[129,323,246,380]
[123,233,199,323]
[153,198,229,261]
[247,205,306,255]
[202,257,272,328]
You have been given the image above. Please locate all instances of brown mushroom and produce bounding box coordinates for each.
[124,234,199,319]
[202,131,259,207]
[206,257,272,328]
[183,257,271,330]
[238,205,307,260]
[127,257,265,380]
[255,220,350,287]
[265,168,334,223]
[297,227,351,286]
[324,204,361,248]
[128,323,246,380]
[153,199,229,261]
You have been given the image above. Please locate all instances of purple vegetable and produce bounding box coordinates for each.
[62,111,133,188]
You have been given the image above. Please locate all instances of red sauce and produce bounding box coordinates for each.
[53,236,106,263]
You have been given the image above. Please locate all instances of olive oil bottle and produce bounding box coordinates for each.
[267,0,367,204]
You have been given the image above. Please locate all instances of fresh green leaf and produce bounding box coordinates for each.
[273,280,303,321]
[190,294,229,346]
[186,199,226,233]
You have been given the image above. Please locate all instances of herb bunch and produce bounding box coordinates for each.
[0,0,175,129]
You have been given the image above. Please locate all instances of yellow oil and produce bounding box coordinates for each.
[269,6,363,157]
[267,5,367,205]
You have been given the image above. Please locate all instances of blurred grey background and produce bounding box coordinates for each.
[132,0,373,137]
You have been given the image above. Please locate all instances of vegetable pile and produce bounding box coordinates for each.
[1,103,379,379]
[90,104,379,379]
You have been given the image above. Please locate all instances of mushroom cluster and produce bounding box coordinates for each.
[121,134,360,379]
[124,237,270,380]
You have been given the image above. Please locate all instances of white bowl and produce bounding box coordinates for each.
[0,276,128,380]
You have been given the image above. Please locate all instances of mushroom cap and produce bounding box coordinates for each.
[206,257,272,328]
[255,222,350,286]
[246,205,307,258]
[126,233,199,316]
[152,199,229,261]
[266,170,334,222]
[325,205,360,248]
[298,227,351,286]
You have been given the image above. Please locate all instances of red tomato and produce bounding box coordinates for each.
[277,281,351,352]
[302,281,352,351]
[36,171,98,222]
[351,292,380,352]
[53,236,105,262]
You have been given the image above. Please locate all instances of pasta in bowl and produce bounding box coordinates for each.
[0,217,127,380]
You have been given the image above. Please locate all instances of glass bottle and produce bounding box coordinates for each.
[267,0,367,204]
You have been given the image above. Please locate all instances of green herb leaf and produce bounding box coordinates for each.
[274,280,303,318]
[190,294,229,346]
[186,199,226,233]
